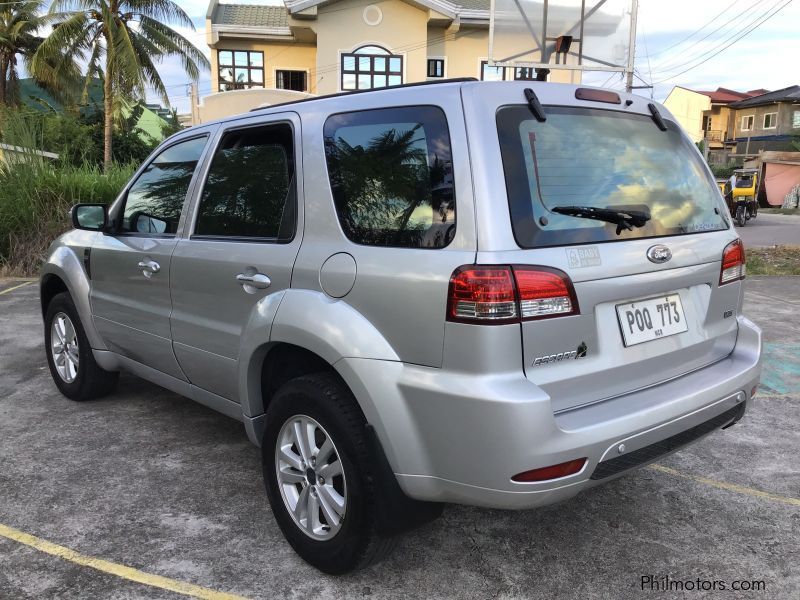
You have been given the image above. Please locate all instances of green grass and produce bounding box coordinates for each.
[0,158,133,276]
[747,246,800,276]
[0,107,134,276]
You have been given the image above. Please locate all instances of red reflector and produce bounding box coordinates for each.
[447,266,518,324]
[514,266,578,320]
[720,238,745,285]
[575,88,621,104]
[512,458,587,482]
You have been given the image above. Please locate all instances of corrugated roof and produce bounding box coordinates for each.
[214,4,289,28]
[729,85,800,108]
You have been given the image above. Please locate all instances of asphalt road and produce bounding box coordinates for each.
[737,213,800,247]
[0,278,798,599]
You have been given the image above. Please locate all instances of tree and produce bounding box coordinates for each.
[0,1,47,106]
[32,0,208,171]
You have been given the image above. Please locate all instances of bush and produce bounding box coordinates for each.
[710,164,736,179]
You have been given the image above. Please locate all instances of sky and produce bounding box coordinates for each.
[149,0,799,114]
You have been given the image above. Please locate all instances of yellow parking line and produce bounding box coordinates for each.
[0,523,248,600]
[649,464,800,507]
[0,281,32,295]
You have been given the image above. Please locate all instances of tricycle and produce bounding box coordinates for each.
[728,168,759,227]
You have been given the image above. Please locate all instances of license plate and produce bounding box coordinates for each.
[616,294,688,347]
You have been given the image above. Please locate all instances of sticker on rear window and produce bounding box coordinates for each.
[566,246,601,268]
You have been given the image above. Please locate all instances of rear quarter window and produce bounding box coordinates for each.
[323,106,456,249]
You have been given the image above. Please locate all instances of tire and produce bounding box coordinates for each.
[736,205,746,227]
[44,292,118,401]
[262,372,396,574]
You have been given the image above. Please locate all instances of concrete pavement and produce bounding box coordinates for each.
[0,277,798,599]
[737,213,800,247]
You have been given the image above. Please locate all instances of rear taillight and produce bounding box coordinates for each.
[514,266,578,319]
[447,265,578,324]
[720,239,745,285]
[447,267,518,323]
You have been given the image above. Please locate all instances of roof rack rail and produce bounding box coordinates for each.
[249,77,479,112]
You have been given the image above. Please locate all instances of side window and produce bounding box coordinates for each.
[194,123,295,240]
[323,106,456,249]
[120,136,207,235]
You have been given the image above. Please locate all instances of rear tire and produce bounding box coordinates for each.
[736,205,746,227]
[44,292,118,401]
[262,372,396,574]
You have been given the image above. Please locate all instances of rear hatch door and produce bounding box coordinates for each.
[465,83,743,413]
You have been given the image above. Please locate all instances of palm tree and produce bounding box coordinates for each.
[0,0,47,106]
[32,0,209,170]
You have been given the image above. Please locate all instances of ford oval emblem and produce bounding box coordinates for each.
[647,245,672,264]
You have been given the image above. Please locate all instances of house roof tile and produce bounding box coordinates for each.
[211,0,492,27]
[695,87,764,104]
[214,4,290,28]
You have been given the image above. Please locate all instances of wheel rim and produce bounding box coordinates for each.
[275,415,347,541]
[50,312,79,383]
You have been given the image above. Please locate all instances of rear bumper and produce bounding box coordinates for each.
[337,316,762,510]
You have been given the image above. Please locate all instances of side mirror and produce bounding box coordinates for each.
[71,204,108,231]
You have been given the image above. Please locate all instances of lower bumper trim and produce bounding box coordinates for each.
[590,402,746,480]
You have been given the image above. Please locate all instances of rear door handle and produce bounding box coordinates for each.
[137,259,160,278]
[236,272,271,292]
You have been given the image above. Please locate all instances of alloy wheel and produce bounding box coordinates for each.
[51,312,79,383]
[275,415,347,541]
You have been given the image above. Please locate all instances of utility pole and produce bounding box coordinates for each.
[625,0,639,93]
[190,83,199,126]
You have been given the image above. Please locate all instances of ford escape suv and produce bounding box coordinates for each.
[41,80,762,573]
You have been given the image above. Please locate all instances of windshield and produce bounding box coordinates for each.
[496,106,729,248]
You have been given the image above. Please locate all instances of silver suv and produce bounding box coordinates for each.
[41,80,762,573]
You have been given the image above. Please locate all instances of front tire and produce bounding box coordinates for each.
[44,292,118,401]
[262,373,395,573]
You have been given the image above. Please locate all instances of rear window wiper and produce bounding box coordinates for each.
[551,205,651,235]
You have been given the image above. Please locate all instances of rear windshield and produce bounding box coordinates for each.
[496,106,729,248]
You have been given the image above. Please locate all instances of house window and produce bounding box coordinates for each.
[514,67,537,81]
[740,115,754,131]
[427,59,445,78]
[218,50,264,91]
[341,45,402,91]
[481,61,505,81]
[794,110,800,129]
[763,112,777,129]
[276,70,307,92]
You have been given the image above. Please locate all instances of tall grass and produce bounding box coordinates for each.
[0,110,134,276]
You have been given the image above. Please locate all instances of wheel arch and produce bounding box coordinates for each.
[40,248,107,350]
[238,288,399,444]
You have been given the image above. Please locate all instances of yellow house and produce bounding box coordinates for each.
[662,86,711,144]
[205,0,582,102]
